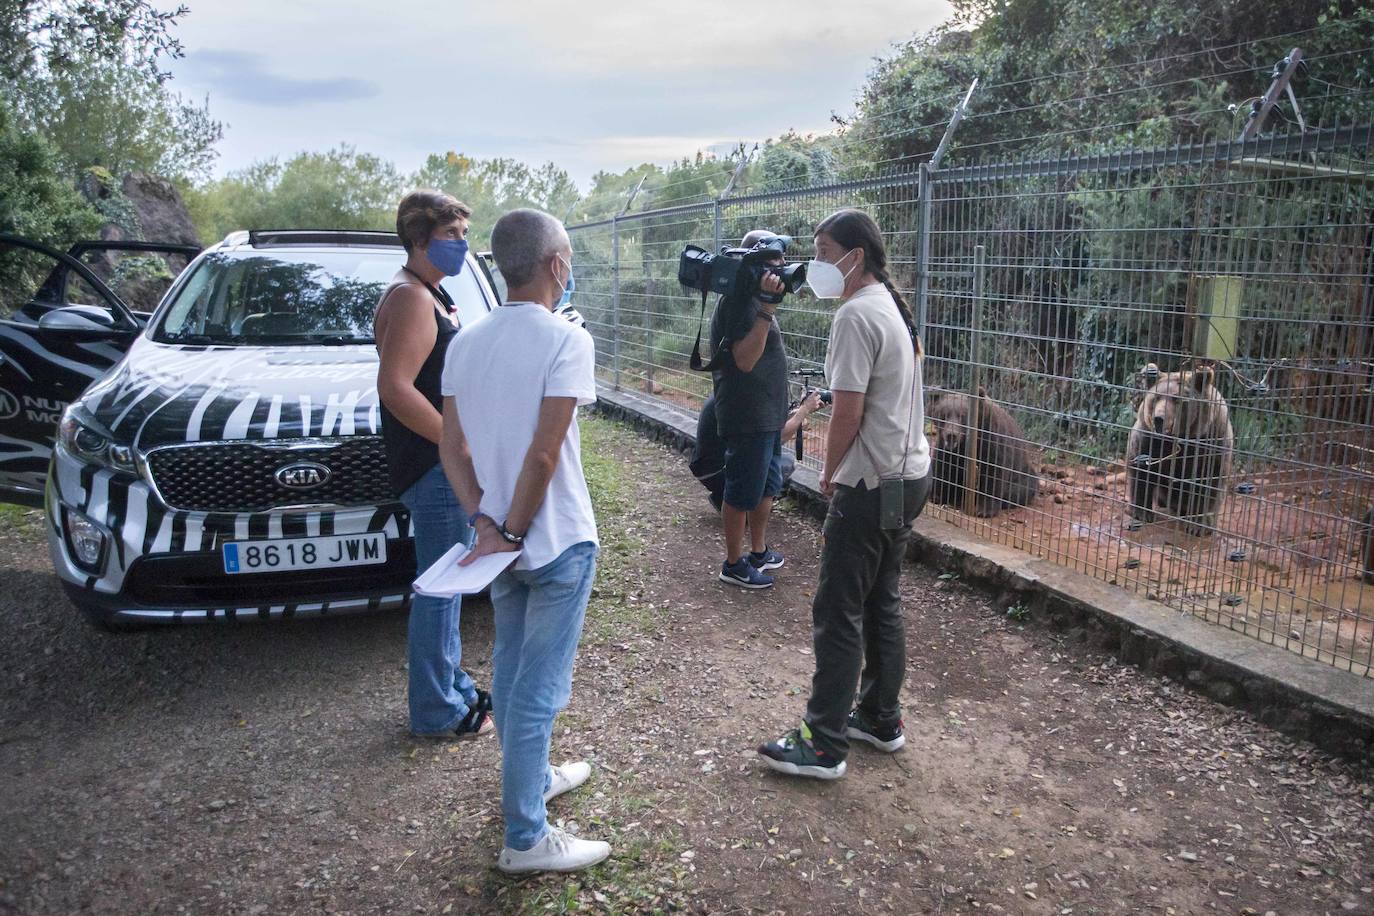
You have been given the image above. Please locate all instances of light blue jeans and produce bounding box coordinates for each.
[399,464,479,735]
[489,541,598,851]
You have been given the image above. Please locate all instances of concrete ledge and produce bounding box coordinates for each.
[591,384,1374,760]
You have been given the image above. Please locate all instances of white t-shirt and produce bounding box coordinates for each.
[441,303,599,570]
[824,282,931,488]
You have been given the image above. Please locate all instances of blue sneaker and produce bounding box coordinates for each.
[720,558,774,589]
[748,546,785,571]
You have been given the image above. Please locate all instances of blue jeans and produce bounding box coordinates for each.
[489,541,598,851]
[399,464,478,734]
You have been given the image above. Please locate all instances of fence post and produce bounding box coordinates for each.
[963,244,987,518]
[611,217,621,390]
[1239,48,1303,141]
[915,162,932,339]
[931,78,979,170]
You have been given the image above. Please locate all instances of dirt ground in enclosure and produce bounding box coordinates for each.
[2,416,1373,915]
[621,369,1374,676]
[924,460,1374,677]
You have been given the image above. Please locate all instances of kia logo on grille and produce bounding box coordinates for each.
[274,461,331,490]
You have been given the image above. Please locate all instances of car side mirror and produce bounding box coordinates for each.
[37,305,133,340]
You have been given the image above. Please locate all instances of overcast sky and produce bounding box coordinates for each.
[170,0,954,190]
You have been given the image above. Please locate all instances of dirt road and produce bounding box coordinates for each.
[2,417,1371,914]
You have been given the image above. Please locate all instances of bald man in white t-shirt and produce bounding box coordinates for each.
[439,208,609,875]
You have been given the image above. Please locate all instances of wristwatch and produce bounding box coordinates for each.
[497,522,526,546]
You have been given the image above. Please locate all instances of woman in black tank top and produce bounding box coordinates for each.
[375,190,492,738]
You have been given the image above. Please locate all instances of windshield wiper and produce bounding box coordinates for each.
[302,334,373,346]
[170,333,246,346]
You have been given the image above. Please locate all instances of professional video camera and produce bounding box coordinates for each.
[678,235,807,306]
[790,369,832,461]
[684,235,808,372]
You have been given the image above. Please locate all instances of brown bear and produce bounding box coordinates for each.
[928,389,1039,517]
[1126,366,1233,537]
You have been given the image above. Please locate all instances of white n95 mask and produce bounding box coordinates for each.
[806,249,858,299]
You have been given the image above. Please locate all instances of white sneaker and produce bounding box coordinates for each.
[544,760,591,803]
[497,825,611,874]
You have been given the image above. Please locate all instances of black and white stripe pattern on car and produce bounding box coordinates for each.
[79,343,384,447]
[0,430,50,493]
[45,338,417,623]
[0,323,131,494]
[0,323,120,385]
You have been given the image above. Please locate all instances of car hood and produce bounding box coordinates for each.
[78,338,382,450]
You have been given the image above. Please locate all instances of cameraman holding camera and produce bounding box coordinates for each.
[707,230,792,589]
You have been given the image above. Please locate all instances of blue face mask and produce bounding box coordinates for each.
[425,238,468,276]
[559,268,576,306]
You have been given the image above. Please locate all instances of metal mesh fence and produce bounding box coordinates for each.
[567,120,1374,677]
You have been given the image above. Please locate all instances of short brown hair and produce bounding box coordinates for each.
[396,189,472,251]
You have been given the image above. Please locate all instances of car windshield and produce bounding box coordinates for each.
[153,247,493,345]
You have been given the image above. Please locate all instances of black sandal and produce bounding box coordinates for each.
[455,689,494,736]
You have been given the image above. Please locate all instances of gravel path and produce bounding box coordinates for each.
[1,417,1371,915]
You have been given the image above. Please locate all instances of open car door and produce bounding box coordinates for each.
[0,235,195,506]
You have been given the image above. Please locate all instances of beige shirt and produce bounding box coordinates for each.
[824,283,930,488]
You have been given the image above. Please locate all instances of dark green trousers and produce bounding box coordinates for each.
[804,475,930,760]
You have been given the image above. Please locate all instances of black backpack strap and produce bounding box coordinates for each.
[689,287,729,372]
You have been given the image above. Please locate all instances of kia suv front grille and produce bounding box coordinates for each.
[146,437,392,512]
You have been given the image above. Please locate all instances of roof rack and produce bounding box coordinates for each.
[246,230,403,248]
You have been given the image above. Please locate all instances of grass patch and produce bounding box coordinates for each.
[483,417,688,914]
[579,416,652,642]
[500,808,687,916]
[0,503,44,540]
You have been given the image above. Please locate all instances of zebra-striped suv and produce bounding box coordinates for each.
[0,230,500,628]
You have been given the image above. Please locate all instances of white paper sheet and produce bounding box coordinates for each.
[413,541,519,597]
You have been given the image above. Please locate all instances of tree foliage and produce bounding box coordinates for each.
[843,0,1374,171]
[0,0,221,181]
[0,104,100,243]
[413,152,580,248]
[184,146,404,244]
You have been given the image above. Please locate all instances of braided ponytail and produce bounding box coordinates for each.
[880,274,924,359]
[816,208,923,360]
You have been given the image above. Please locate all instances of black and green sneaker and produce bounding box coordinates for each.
[757,722,847,780]
[846,709,905,752]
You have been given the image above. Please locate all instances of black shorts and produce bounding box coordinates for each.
[722,431,783,511]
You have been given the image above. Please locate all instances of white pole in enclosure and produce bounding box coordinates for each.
[916,163,932,339]
[963,244,987,518]
[611,219,622,390]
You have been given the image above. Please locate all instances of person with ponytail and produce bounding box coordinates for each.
[758,208,931,780]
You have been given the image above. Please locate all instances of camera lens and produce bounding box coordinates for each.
[777,262,808,293]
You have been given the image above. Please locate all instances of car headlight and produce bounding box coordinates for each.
[57,408,137,473]
[62,506,109,573]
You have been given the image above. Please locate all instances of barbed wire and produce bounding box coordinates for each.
[571,33,1374,223]
[846,21,1359,132]
[836,50,1373,174]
